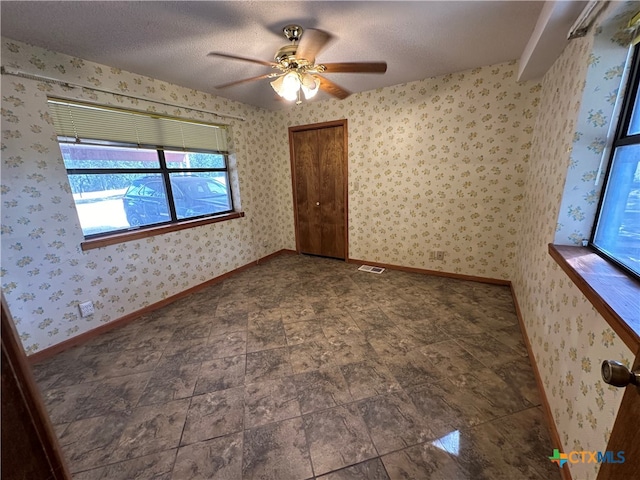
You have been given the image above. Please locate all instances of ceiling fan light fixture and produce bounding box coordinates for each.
[210,24,387,106]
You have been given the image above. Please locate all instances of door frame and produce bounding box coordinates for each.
[1,294,72,479]
[289,119,349,260]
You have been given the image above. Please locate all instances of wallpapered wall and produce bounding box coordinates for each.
[512,3,637,479]
[2,38,541,353]
[275,62,540,279]
[1,9,637,475]
[0,38,292,354]
[555,8,636,245]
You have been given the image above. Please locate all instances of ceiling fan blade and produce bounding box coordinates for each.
[215,73,276,89]
[295,28,333,63]
[208,52,276,67]
[321,62,387,74]
[317,75,350,100]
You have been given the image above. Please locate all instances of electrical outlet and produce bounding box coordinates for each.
[78,301,94,317]
[436,251,445,260]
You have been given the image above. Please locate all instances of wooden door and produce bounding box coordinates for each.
[290,120,347,260]
[597,349,640,480]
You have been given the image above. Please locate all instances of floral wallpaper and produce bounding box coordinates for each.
[555,4,637,245]
[512,2,638,479]
[1,38,293,354]
[275,61,541,280]
[1,38,542,355]
[2,7,638,476]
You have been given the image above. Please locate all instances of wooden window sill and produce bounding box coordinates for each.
[548,244,640,352]
[81,211,245,251]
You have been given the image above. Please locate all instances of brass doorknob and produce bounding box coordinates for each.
[316,202,320,206]
[601,360,640,387]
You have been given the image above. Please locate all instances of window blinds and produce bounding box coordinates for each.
[630,11,640,46]
[47,99,228,153]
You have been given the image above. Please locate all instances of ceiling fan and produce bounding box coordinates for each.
[208,25,387,104]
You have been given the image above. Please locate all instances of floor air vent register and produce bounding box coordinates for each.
[358,265,385,274]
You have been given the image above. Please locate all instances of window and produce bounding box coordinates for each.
[48,99,234,238]
[591,44,640,278]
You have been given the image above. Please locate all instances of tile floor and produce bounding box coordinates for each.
[32,254,561,479]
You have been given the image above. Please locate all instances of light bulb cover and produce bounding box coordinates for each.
[281,72,301,101]
[270,75,285,96]
[271,72,318,102]
[301,74,320,99]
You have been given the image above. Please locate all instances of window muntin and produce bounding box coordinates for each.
[591,45,640,278]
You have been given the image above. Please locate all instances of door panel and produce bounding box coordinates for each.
[320,224,344,259]
[291,121,347,260]
[597,350,640,480]
[318,126,345,259]
[293,129,322,256]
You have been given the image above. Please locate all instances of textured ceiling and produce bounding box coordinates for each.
[1,1,561,111]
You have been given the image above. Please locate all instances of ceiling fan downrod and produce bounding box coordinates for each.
[275,24,307,67]
[282,24,303,43]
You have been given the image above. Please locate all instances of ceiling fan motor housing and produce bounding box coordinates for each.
[274,44,298,65]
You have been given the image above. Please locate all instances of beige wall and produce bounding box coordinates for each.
[512,3,637,478]
[1,39,540,353]
[0,38,291,353]
[275,62,540,279]
[2,19,638,478]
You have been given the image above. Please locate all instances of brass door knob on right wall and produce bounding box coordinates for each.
[602,360,640,388]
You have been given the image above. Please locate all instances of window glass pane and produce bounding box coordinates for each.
[122,175,170,228]
[629,85,640,135]
[165,150,226,169]
[593,144,640,276]
[60,143,160,169]
[169,173,232,220]
[70,173,169,236]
